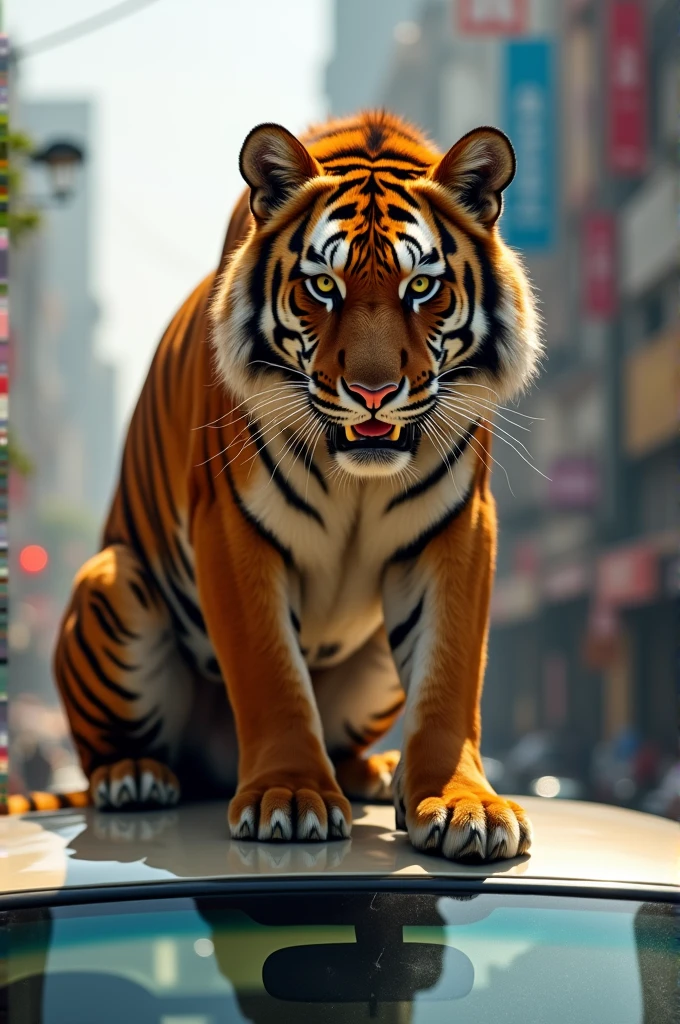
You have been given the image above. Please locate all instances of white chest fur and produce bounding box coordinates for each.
[240,432,477,666]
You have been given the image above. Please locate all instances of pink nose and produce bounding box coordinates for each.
[347,381,399,410]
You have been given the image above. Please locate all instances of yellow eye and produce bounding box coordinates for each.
[315,275,336,293]
[410,275,431,294]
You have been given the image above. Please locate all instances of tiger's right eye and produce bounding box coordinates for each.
[305,274,340,306]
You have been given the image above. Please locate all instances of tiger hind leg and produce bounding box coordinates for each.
[54,544,194,811]
[334,749,401,801]
[314,627,405,803]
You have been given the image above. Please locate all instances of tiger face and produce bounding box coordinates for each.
[211,113,540,479]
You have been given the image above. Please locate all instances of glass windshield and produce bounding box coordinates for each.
[3,889,676,1023]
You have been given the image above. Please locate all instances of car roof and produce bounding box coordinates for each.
[2,798,678,898]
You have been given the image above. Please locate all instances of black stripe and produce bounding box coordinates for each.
[147,371,180,525]
[59,650,114,732]
[322,148,430,167]
[286,435,328,494]
[164,572,206,631]
[248,424,325,527]
[64,642,156,731]
[222,458,295,569]
[323,164,424,181]
[129,581,148,609]
[388,597,424,651]
[389,484,475,564]
[343,720,383,748]
[289,210,312,254]
[89,590,138,640]
[385,422,479,512]
[310,394,346,414]
[371,697,406,721]
[381,179,420,209]
[290,610,301,633]
[173,534,196,584]
[311,375,337,397]
[118,436,163,590]
[323,178,359,206]
[320,230,345,257]
[102,646,140,673]
[402,393,437,413]
[400,649,414,672]
[329,203,357,221]
[387,203,417,224]
[317,643,340,660]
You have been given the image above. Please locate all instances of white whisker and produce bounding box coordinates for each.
[437,400,550,481]
[433,409,515,496]
[439,383,544,421]
[194,396,311,468]
[440,391,532,433]
[192,382,308,431]
[248,359,312,381]
[439,397,536,460]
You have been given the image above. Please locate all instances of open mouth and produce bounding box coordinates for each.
[328,420,419,454]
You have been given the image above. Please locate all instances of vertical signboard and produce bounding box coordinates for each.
[565,26,595,209]
[606,1,647,175]
[502,40,556,252]
[457,0,528,35]
[583,212,617,319]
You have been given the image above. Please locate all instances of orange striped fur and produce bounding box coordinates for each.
[7,113,540,860]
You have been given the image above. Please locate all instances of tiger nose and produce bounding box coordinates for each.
[346,381,399,410]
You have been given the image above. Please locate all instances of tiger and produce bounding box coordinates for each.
[7,111,541,862]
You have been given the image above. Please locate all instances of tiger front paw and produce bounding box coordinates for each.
[396,769,532,862]
[228,775,352,842]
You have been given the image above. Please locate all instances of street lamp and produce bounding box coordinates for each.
[30,140,85,204]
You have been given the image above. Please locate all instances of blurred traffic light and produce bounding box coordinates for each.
[19,545,49,574]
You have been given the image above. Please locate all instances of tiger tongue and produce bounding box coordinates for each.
[354,420,394,437]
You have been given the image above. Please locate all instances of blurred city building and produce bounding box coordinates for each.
[327,0,678,810]
[10,59,116,790]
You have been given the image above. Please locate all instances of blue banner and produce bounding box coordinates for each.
[502,40,556,252]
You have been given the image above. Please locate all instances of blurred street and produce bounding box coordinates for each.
[8,0,678,820]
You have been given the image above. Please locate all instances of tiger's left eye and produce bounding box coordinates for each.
[405,275,440,305]
[410,275,431,294]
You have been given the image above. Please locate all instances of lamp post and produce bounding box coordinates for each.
[29,139,86,205]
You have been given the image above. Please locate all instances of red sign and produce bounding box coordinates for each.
[583,213,617,318]
[457,0,528,35]
[597,543,658,606]
[606,1,647,175]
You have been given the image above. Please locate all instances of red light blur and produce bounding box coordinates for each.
[19,545,49,574]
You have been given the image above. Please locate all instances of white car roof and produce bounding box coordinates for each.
[2,798,678,897]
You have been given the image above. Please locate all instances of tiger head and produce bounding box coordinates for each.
[210,112,541,479]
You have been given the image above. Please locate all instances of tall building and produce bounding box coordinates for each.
[18,99,116,520]
[10,89,117,707]
[325,0,678,803]
[325,0,420,117]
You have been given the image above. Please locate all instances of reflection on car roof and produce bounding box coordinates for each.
[3,798,678,896]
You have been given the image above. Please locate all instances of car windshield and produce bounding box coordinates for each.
[3,889,676,1023]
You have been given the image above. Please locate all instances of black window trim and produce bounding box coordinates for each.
[1,875,678,912]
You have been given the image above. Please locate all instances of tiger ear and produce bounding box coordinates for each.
[431,127,515,227]
[239,123,321,222]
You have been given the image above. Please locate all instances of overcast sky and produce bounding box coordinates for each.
[9,0,331,435]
